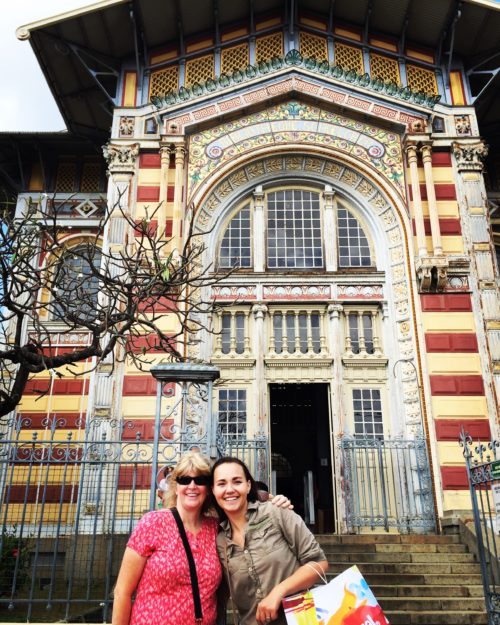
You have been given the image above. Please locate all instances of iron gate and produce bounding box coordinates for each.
[341,435,436,533]
[461,429,500,625]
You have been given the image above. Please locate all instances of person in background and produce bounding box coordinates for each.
[157,465,173,507]
[211,457,328,625]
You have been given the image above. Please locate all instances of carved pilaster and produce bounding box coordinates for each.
[404,142,427,257]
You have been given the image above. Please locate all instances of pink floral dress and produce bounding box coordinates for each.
[127,510,222,625]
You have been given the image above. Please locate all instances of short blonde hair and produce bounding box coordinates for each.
[164,451,213,513]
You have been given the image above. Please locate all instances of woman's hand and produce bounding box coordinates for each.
[256,587,284,624]
[269,494,294,509]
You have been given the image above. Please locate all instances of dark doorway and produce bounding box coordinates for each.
[269,383,334,532]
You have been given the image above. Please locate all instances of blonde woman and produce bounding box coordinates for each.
[113,452,290,625]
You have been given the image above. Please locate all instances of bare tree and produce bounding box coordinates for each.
[0,194,226,417]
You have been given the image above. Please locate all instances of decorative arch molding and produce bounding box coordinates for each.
[187,99,406,203]
[193,151,425,437]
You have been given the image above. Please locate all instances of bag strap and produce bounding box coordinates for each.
[171,507,203,624]
[305,561,328,585]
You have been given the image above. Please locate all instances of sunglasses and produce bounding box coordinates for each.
[175,475,210,486]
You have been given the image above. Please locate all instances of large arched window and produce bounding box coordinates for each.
[267,190,323,269]
[337,207,372,267]
[217,186,374,270]
[51,245,102,321]
[219,205,251,268]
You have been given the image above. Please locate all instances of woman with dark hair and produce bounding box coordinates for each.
[112,452,291,625]
[211,457,328,625]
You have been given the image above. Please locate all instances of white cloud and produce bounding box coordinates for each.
[0,1,92,132]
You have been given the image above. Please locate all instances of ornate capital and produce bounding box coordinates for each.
[327,303,343,320]
[252,303,268,320]
[323,184,336,204]
[253,185,264,204]
[175,145,186,167]
[420,143,433,163]
[159,144,172,165]
[452,141,488,172]
[102,142,139,173]
[404,142,419,162]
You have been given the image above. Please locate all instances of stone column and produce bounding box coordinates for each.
[323,185,336,271]
[252,304,268,431]
[405,143,428,258]
[253,185,265,272]
[172,144,186,249]
[421,143,443,256]
[158,144,172,238]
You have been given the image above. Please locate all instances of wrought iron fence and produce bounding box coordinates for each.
[340,435,436,533]
[460,429,500,625]
[0,412,269,622]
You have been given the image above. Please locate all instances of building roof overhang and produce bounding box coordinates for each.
[15,0,500,143]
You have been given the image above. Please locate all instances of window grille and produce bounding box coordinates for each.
[52,246,102,320]
[337,207,371,267]
[333,43,364,73]
[406,64,438,95]
[352,388,383,438]
[185,54,215,86]
[255,33,283,62]
[55,163,76,193]
[218,389,247,441]
[221,312,245,354]
[149,65,179,97]
[80,163,102,192]
[267,190,323,269]
[221,43,249,74]
[347,312,374,354]
[272,311,321,354]
[369,53,400,84]
[219,206,251,268]
[299,32,328,60]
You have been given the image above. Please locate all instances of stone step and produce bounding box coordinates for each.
[320,542,468,553]
[316,533,461,544]
[332,572,483,585]
[328,561,481,575]
[330,551,476,563]
[385,610,488,625]
[379,596,486,612]
[371,584,485,598]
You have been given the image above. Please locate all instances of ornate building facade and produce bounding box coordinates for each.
[1,0,500,534]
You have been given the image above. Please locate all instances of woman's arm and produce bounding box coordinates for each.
[255,560,328,625]
[112,547,148,625]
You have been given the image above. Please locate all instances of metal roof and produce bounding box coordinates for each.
[13,0,500,142]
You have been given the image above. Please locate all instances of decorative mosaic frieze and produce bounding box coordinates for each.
[262,285,331,300]
[188,99,404,200]
[337,285,383,300]
[212,285,257,300]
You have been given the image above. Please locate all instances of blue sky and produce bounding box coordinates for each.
[0,1,90,132]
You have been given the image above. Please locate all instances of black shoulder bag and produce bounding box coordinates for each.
[171,507,203,624]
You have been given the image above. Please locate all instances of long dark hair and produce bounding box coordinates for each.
[210,456,259,519]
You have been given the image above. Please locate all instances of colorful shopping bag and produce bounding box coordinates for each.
[283,565,389,625]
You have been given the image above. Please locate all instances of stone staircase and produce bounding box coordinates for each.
[317,533,487,625]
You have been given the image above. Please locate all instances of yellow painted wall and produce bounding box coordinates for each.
[122,396,157,417]
[442,492,473,511]
[426,353,482,375]
[422,313,476,333]
[432,396,489,419]
[137,169,161,185]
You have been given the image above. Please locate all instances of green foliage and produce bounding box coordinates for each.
[0,529,31,597]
